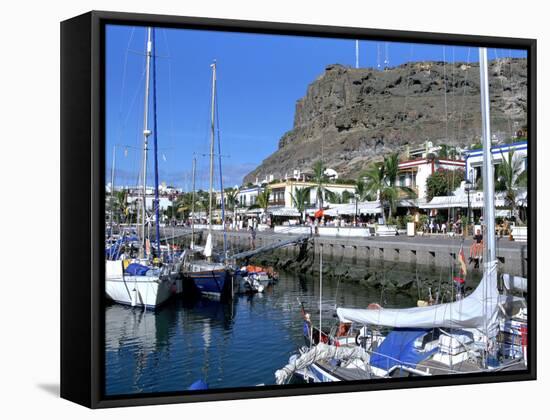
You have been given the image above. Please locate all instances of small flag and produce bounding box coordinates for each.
[458,244,467,276]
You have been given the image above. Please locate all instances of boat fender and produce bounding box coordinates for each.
[131,288,137,307]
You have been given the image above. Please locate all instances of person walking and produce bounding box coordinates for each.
[469,229,483,268]
[249,226,256,250]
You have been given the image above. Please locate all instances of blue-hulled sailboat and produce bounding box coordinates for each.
[183,61,232,300]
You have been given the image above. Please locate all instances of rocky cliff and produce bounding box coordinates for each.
[243,58,527,184]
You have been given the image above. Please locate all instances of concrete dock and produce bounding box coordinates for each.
[167,227,528,277]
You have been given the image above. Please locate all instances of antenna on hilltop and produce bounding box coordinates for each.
[355,40,359,68]
[384,42,389,69]
[377,43,381,70]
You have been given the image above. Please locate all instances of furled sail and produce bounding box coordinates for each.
[203,232,213,258]
[337,260,501,336]
[274,343,370,385]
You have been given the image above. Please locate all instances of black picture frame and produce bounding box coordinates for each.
[61,10,537,409]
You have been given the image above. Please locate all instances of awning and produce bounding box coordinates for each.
[323,201,382,216]
[270,207,301,217]
[420,191,524,210]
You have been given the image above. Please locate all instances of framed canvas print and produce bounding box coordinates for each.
[60,10,536,408]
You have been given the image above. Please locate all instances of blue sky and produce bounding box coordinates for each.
[105,24,527,191]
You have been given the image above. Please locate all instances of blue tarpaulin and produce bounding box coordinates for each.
[124,263,150,276]
[188,379,208,390]
[105,235,140,260]
[370,328,438,371]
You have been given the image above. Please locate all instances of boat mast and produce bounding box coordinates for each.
[151,28,161,258]
[140,27,153,257]
[208,61,217,233]
[110,144,116,239]
[319,250,323,341]
[479,47,496,262]
[191,157,196,248]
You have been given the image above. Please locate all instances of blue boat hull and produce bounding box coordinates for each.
[187,269,229,298]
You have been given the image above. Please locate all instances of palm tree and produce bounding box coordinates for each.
[362,163,387,221]
[174,193,192,221]
[354,179,369,201]
[291,187,311,222]
[342,190,355,203]
[311,160,331,209]
[353,178,370,224]
[326,191,344,204]
[362,152,416,222]
[383,152,399,187]
[114,189,128,224]
[225,188,239,218]
[497,150,527,224]
[257,187,271,214]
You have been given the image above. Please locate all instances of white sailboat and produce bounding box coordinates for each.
[275,48,528,384]
[105,27,180,309]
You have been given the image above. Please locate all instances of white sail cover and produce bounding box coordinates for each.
[337,261,501,336]
[203,232,213,258]
[503,274,527,293]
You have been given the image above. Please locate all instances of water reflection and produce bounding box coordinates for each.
[105,260,475,395]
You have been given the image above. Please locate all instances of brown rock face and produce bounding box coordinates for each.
[243,58,527,184]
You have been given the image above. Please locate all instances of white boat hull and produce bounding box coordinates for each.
[105,260,177,309]
[106,275,175,309]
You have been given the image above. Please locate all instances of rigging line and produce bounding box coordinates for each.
[215,83,228,258]
[122,69,147,130]
[443,47,449,142]
[492,49,514,140]
[450,47,457,144]
[161,29,177,156]
[456,48,471,144]
[115,27,136,145]
[398,45,414,142]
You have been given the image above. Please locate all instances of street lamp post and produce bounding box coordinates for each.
[355,195,358,227]
[464,179,473,236]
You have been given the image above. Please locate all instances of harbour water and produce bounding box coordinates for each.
[105,259,481,395]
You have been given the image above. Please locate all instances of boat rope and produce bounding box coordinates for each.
[455,48,471,143]
[398,45,414,142]
[443,46,449,142]
[215,84,228,259]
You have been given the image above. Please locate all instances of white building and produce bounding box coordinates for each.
[236,186,261,208]
[464,141,528,185]
[397,158,466,201]
[268,180,356,209]
[126,195,173,211]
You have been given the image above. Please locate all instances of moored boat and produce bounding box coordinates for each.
[105,27,181,309]
[275,48,528,384]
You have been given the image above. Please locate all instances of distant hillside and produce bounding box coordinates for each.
[243,58,527,184]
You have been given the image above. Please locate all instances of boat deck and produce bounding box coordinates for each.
[315,360,372,381]
[416,359,482,375]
